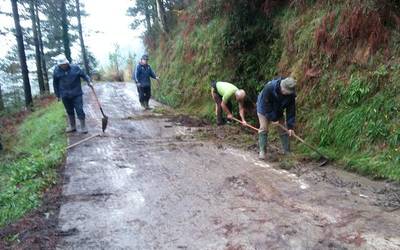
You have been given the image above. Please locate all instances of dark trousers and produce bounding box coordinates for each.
[62,95,85,120]
[137,86,151,103]
[211,87,232,125]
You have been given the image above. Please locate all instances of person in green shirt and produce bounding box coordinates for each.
[210,81,247,125]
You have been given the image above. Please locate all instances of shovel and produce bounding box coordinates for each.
[231,117,329,166]
[89,84,108,132]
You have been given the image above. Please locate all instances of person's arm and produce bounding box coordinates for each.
[221,101,233,119]
[79,67,92,86]
[286,96,296,136]
[238,101,247,124]
[53,70,60,99]
[134,65,140,84]
[264,86,277,121]
[149,66,158,80]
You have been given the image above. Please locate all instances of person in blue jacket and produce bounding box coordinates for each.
[133,54,160,109]
[53,55,92,134]
[256,77,297,159]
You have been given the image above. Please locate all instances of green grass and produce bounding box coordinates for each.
[0,102,67,227]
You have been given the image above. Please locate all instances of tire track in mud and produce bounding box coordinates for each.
[57,82,400,250]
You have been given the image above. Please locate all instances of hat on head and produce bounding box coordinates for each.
[56,55,69,65]
[281,77,296,94]
[141,54,149,60]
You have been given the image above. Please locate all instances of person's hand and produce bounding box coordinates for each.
[227,113,233,120]
[288,129,295,137]
[241,120,248,125]
[88,82,94,88]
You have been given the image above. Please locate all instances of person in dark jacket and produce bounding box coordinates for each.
[53,55,91,134]
[133,54,160,110]
[256,77,296,159]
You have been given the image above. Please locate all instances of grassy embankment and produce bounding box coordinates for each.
[0,102,67,227]
[150,1,400,181]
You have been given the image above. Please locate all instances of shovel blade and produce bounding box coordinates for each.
[102,116,108,132]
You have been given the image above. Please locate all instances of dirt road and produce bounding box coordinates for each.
[57,82,400,249]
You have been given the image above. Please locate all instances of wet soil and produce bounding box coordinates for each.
[3,83,400,249]
[56,83,400,249]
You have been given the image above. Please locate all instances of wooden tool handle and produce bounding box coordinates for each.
[89,85,106,117]
[275,123,326,158]
[231,117,259,132]
[66,134,100,150]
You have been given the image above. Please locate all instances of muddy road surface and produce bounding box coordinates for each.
[58,82,400,250]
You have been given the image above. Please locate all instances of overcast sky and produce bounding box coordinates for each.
[0,0,145,67]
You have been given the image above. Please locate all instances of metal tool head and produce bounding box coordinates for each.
[102,115,108,132]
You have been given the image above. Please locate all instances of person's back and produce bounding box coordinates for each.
[215,82,239,103]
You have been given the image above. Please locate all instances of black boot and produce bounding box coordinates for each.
[280,133,290,154]
[79,119,88,134]
[66,115,77,133]
[258,131,268,159]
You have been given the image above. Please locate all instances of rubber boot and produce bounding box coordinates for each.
[79,119,88,134]
[258,131,268,160]
[66,115,76,133]
[280,133,290,154]
[145,101,152,110]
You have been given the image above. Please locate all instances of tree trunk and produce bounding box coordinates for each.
[35,1,49,92]
[11,0,32,108]
[151,1,157,26]
[0,83,4,111]
[75,0,90,75]
[145,4,151,30]
[156,0,168,33]
[61,0,72,62]
[29,0,45,95]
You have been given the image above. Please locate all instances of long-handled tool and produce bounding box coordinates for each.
[231,117,329,166]
[67,134,101,150]
[89,84,108,132]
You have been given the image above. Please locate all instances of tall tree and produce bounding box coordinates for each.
[11,0,32,108]
[127,0,153,31]
[35,0,49,92]
[75,0,90,75]
[155,0,168,33]
[0,83,4,111]
[60,0,72,62]
[28,0,45,94]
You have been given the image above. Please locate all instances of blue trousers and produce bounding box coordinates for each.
[137,86,151,103]
[62,95,85,120]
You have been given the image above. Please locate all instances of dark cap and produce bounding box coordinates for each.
[141,54,149,60]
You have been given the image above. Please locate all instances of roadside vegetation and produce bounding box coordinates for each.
[129,0,400,181]
[0,101,66,227]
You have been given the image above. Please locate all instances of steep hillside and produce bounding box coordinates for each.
[148,0,400,180]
